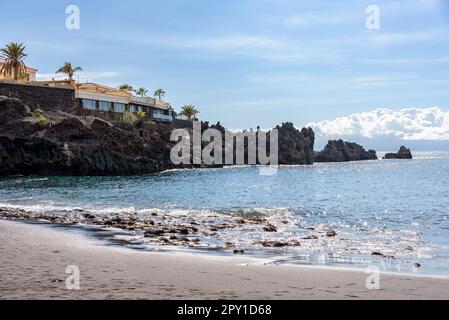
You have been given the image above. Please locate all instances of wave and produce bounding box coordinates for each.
[0,201,436,262]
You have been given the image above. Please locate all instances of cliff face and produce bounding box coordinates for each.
[314,140,378,163]
[277,123,315,165]
[0,96,174,176]
[384,146,413,160]
[1,96,382,176]
[0,97,318,176]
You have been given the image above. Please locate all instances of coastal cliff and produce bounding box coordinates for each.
[0,96,174,176]
[0,97,317,176]
[276,123,315,165]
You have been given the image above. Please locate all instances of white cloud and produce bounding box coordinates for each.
[284,13,345,27]
[308,107,449,141]
[112,33,285,51]
[369,32,434,46]
[194,36,285,50]
[419,0,440,6]
[359,57,449,65]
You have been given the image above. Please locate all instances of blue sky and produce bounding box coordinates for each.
[1,0,449,131]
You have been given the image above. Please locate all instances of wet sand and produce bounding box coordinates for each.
[1,220,448,300]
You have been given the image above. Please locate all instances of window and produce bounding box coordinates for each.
[154,109,166,116]
[114,103,125,113]
[129,104,138,112]
[99,101,112,111]
[82,99,96,110]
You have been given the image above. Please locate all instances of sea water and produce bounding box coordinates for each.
[1,152,448,275]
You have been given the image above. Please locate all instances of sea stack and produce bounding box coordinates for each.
[276,123,315,165]
[383,146,413,160]
[314,139,378,163]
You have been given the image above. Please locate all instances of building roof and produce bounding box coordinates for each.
[0,59,38,72]
[76,82,173,111]
[77,82,124,93]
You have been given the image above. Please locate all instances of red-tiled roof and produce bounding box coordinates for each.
[0,59,38,72]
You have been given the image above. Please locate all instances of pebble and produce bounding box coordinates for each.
[179,228,189,235]
[263,224,278,232]
[302,235,319,240]
[144,229,165,237]
[372,252,395,259]
[326,231,337,237]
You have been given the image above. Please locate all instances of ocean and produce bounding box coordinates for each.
[1,152,449,276]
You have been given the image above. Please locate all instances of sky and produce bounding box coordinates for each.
[1,0,449,148]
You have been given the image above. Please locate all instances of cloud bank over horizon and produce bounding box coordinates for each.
[307,107,449,151]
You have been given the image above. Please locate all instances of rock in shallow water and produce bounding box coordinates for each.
[314,140,378,163]
[372,252,395,259]
[257,240,301,248]
[383,146,413,160]
[263,224,278,232]
[326,231,338,237]
[144,229,165,237]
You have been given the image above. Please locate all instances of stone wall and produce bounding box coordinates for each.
[0,81,76,113]
[173,119,193,129]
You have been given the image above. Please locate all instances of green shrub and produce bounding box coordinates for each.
[38,115,47,124]
[123,110,139,125]
[31,108,47,123]
[137,111,146,120]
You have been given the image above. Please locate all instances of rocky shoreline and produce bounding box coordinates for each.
[0,96,317,176]
[0,205,426,268]
[1,219,446,300]
[0,206,342,252]
[0,96,412,176]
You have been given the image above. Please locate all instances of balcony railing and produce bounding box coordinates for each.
[175,115,190,121]
[153,113,173,122]
[131,96,156,106]
[155,101,171,109]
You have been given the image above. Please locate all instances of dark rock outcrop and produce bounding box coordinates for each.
[0,97,319,176]
[277,123,315,165]
[0,96,31,124]
[314,140,378,163]
[383,146,413,160]
[0,96,174,176]
[176,121,315,166]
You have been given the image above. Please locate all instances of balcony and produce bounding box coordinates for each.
[131,96,156,106]
[153,112,173,122]
[175,115,190,121]
[155,100,171,109]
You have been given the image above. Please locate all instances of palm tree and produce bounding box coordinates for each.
[119,84,134,92]
[154,88,166,101]
[56,62,83,81]
[0,42,28,81]
[135,87,148,97]
[180,105,199,121]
